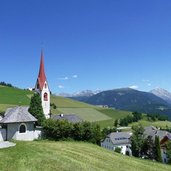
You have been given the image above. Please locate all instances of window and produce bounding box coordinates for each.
[44,93,48,101]
[19,124,26,133]
[45,83,47,89]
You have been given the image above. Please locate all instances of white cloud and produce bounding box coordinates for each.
[72,75,78,78]
[147,83,152,86]
[129,85,139,89]
[58,85,64,89]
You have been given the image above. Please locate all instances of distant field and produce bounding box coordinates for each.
[130,120,171,129]
[51,95,94,108]
[2,86,170,130]
[96,109,132,128]
[57,108,111,122]
[0,141,170,171]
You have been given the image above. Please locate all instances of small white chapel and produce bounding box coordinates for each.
[0,50,50,141]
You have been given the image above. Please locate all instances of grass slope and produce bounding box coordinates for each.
[0,86,137,127]
[0,86,32,105]
[57,108,111,122]
[96,108,132,128]
[51,95,94,108]
[51,95,131,125]
[130,120,171,129]
[0,86,32,112]
[0,141,171,171]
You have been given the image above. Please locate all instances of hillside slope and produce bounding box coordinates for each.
[0,141,171,171]
[71,88,171,119]
[0,86,131,127]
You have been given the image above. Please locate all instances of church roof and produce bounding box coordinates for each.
[37,50,47,90]
[0,106,37,124]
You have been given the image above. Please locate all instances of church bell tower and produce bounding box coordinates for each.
[35,50,50,119]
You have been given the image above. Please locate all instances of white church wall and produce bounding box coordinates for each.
[41,81,50,119]
[34,127,42,139]
[0,128,6,141]
[7,123,35,141]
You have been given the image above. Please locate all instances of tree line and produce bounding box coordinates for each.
[114,112,142,127]
[43,119,101,145]
[0,81,13,87]
[114,112,168,127]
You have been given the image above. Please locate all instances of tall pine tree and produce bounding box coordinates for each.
[29,93,45,125]
[131,125,145,157]
[155,136,162,162]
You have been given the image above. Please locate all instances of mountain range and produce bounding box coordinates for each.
[69,88,171,119]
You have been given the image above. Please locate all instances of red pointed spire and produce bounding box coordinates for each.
[37,50,47,90]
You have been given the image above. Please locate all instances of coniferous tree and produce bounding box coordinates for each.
[142,136,155,159]
[155,136,162,162]
[29,93,45,125]
[114,119,119,127]
[166,141,171,164]
[131,125,145,157]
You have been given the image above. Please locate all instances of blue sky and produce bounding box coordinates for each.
[1,0,171,93]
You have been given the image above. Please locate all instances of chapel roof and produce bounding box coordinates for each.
[0,106,37,124]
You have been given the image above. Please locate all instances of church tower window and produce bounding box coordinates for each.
[44,92,48,101]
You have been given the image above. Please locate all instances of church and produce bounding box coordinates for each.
[35,50,50,119]
[0,51,50,141]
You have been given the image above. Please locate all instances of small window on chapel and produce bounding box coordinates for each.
[44,92,48,101]
[19,124,26,133]
[45,83,47,89]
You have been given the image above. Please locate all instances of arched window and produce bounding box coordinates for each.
[19,124,26,133]
[44,92,48,101]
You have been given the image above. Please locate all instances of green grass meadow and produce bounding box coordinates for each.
[130,120,171,129]
[57,107,111,122]
[1,86,171,129]
[0,141,171,171]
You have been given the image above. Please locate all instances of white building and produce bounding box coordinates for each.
[35,50,50,119]
[0,106,41,141]
[101,132,132,155]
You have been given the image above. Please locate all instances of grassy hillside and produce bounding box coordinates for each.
[0,86,32,112]
[0,86,32,105]
[0,141,171,171]
[1,85,171,129]
[0,86,137,128]
[130,120,171,129]
[96,108,132,128]
[51,95,94,108]
[51,95,131,126]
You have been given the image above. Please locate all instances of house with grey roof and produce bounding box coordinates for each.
[0,106,41,141]
[144,126,171,163]
[144,126,169,140]
[51,114,82,123]
[101,132,132,155]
